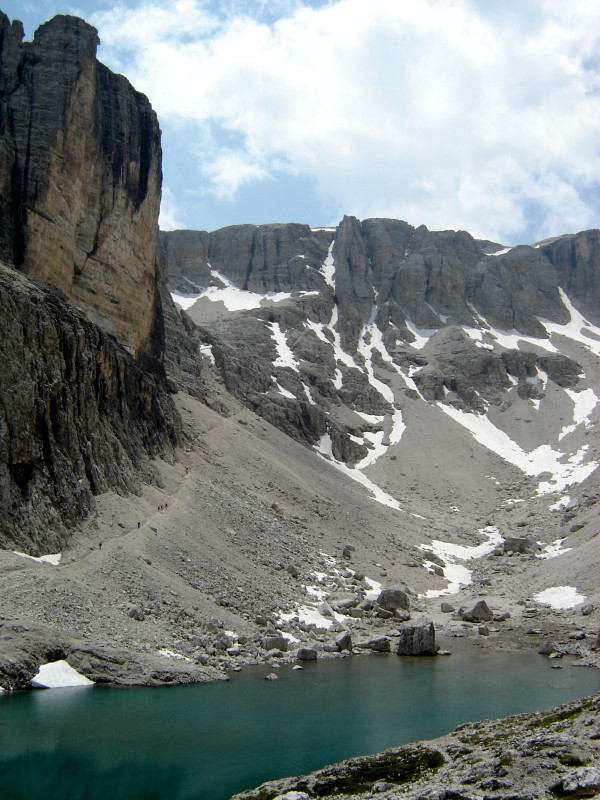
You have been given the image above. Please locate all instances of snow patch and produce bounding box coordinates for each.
[157,649,193,663]
[364,577,382,601]
[533,586,585,609]
[302,383,316,405]
[437,403,598,494]
[405,321,436,350]
[537,539,572,559]
[13,551,61,566]
[32,661,94,689]
[171,291,202,310]
[550,495,570,511]
[314,433,402,510]
[199,343,215,365]
[267,322,300,372]
[320,241,336,289]
[418,526,503,598]
[539,290,600,357]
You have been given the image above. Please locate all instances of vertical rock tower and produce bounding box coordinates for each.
[0,13,164,368]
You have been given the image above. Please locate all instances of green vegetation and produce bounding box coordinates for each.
[528,701,591,730]
[245,747,445,798]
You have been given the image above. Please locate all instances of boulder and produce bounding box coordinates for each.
[440,602,455,613]
[377,588,411,612]
[461,600,493,623]
[368,637,391,653]
[396,622,439,656]
[297,648,318,661]
[336,631,353,652]
[126,605,145,622]
[503,536,529,554]
[261,635,289,652]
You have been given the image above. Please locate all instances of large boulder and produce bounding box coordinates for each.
[461,600,493,623]
[336,631,353,652]
[261,635,289,652]
[377,588,411,612]
[396,622,439,656]
[297,648,317,661]
[503,536,529,554]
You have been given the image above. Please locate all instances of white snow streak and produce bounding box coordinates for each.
[320,241,336,289]
[437,403,598,494]
[539,290,600,357]
[267,322,300,372]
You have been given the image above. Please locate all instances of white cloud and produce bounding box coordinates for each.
[158,185,186,230]
[93,0,600,242]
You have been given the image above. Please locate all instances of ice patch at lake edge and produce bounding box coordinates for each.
[31,661,94,689]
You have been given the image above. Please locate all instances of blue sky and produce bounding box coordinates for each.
[3,0,599,243]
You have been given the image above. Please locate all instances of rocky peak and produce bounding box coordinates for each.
[0,13,164,368]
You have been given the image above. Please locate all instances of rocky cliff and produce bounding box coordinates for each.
[0,13,164,368]
[0,13,184,553]
[162,218,598,465]
[0,262,179,554]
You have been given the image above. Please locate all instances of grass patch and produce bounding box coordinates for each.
[295,748,445,797]
[528,702,592,730]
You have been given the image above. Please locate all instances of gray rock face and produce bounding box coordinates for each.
[540,229,600,324]
[163,216,594,461]
[162,224,332,296]
[396,622,439,656]
[0,263,179,553]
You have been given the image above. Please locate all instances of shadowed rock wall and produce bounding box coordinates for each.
[0,262,179,554]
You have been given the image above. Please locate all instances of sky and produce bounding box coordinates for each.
[3,0,600,243]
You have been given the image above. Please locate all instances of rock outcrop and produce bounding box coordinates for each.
[0,263,179,553]
[0,13,164,368]
[396,622,439,656]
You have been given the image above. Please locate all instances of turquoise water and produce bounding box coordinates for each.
[0,651,598,800]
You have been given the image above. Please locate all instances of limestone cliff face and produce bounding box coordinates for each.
[0,13,164,368]
[161,224,331,295]
[0,262,179,554]
[540,229,600,324]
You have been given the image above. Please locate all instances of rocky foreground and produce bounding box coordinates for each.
[231,693,600,800]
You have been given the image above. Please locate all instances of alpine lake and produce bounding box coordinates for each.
[1,648,598,800]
